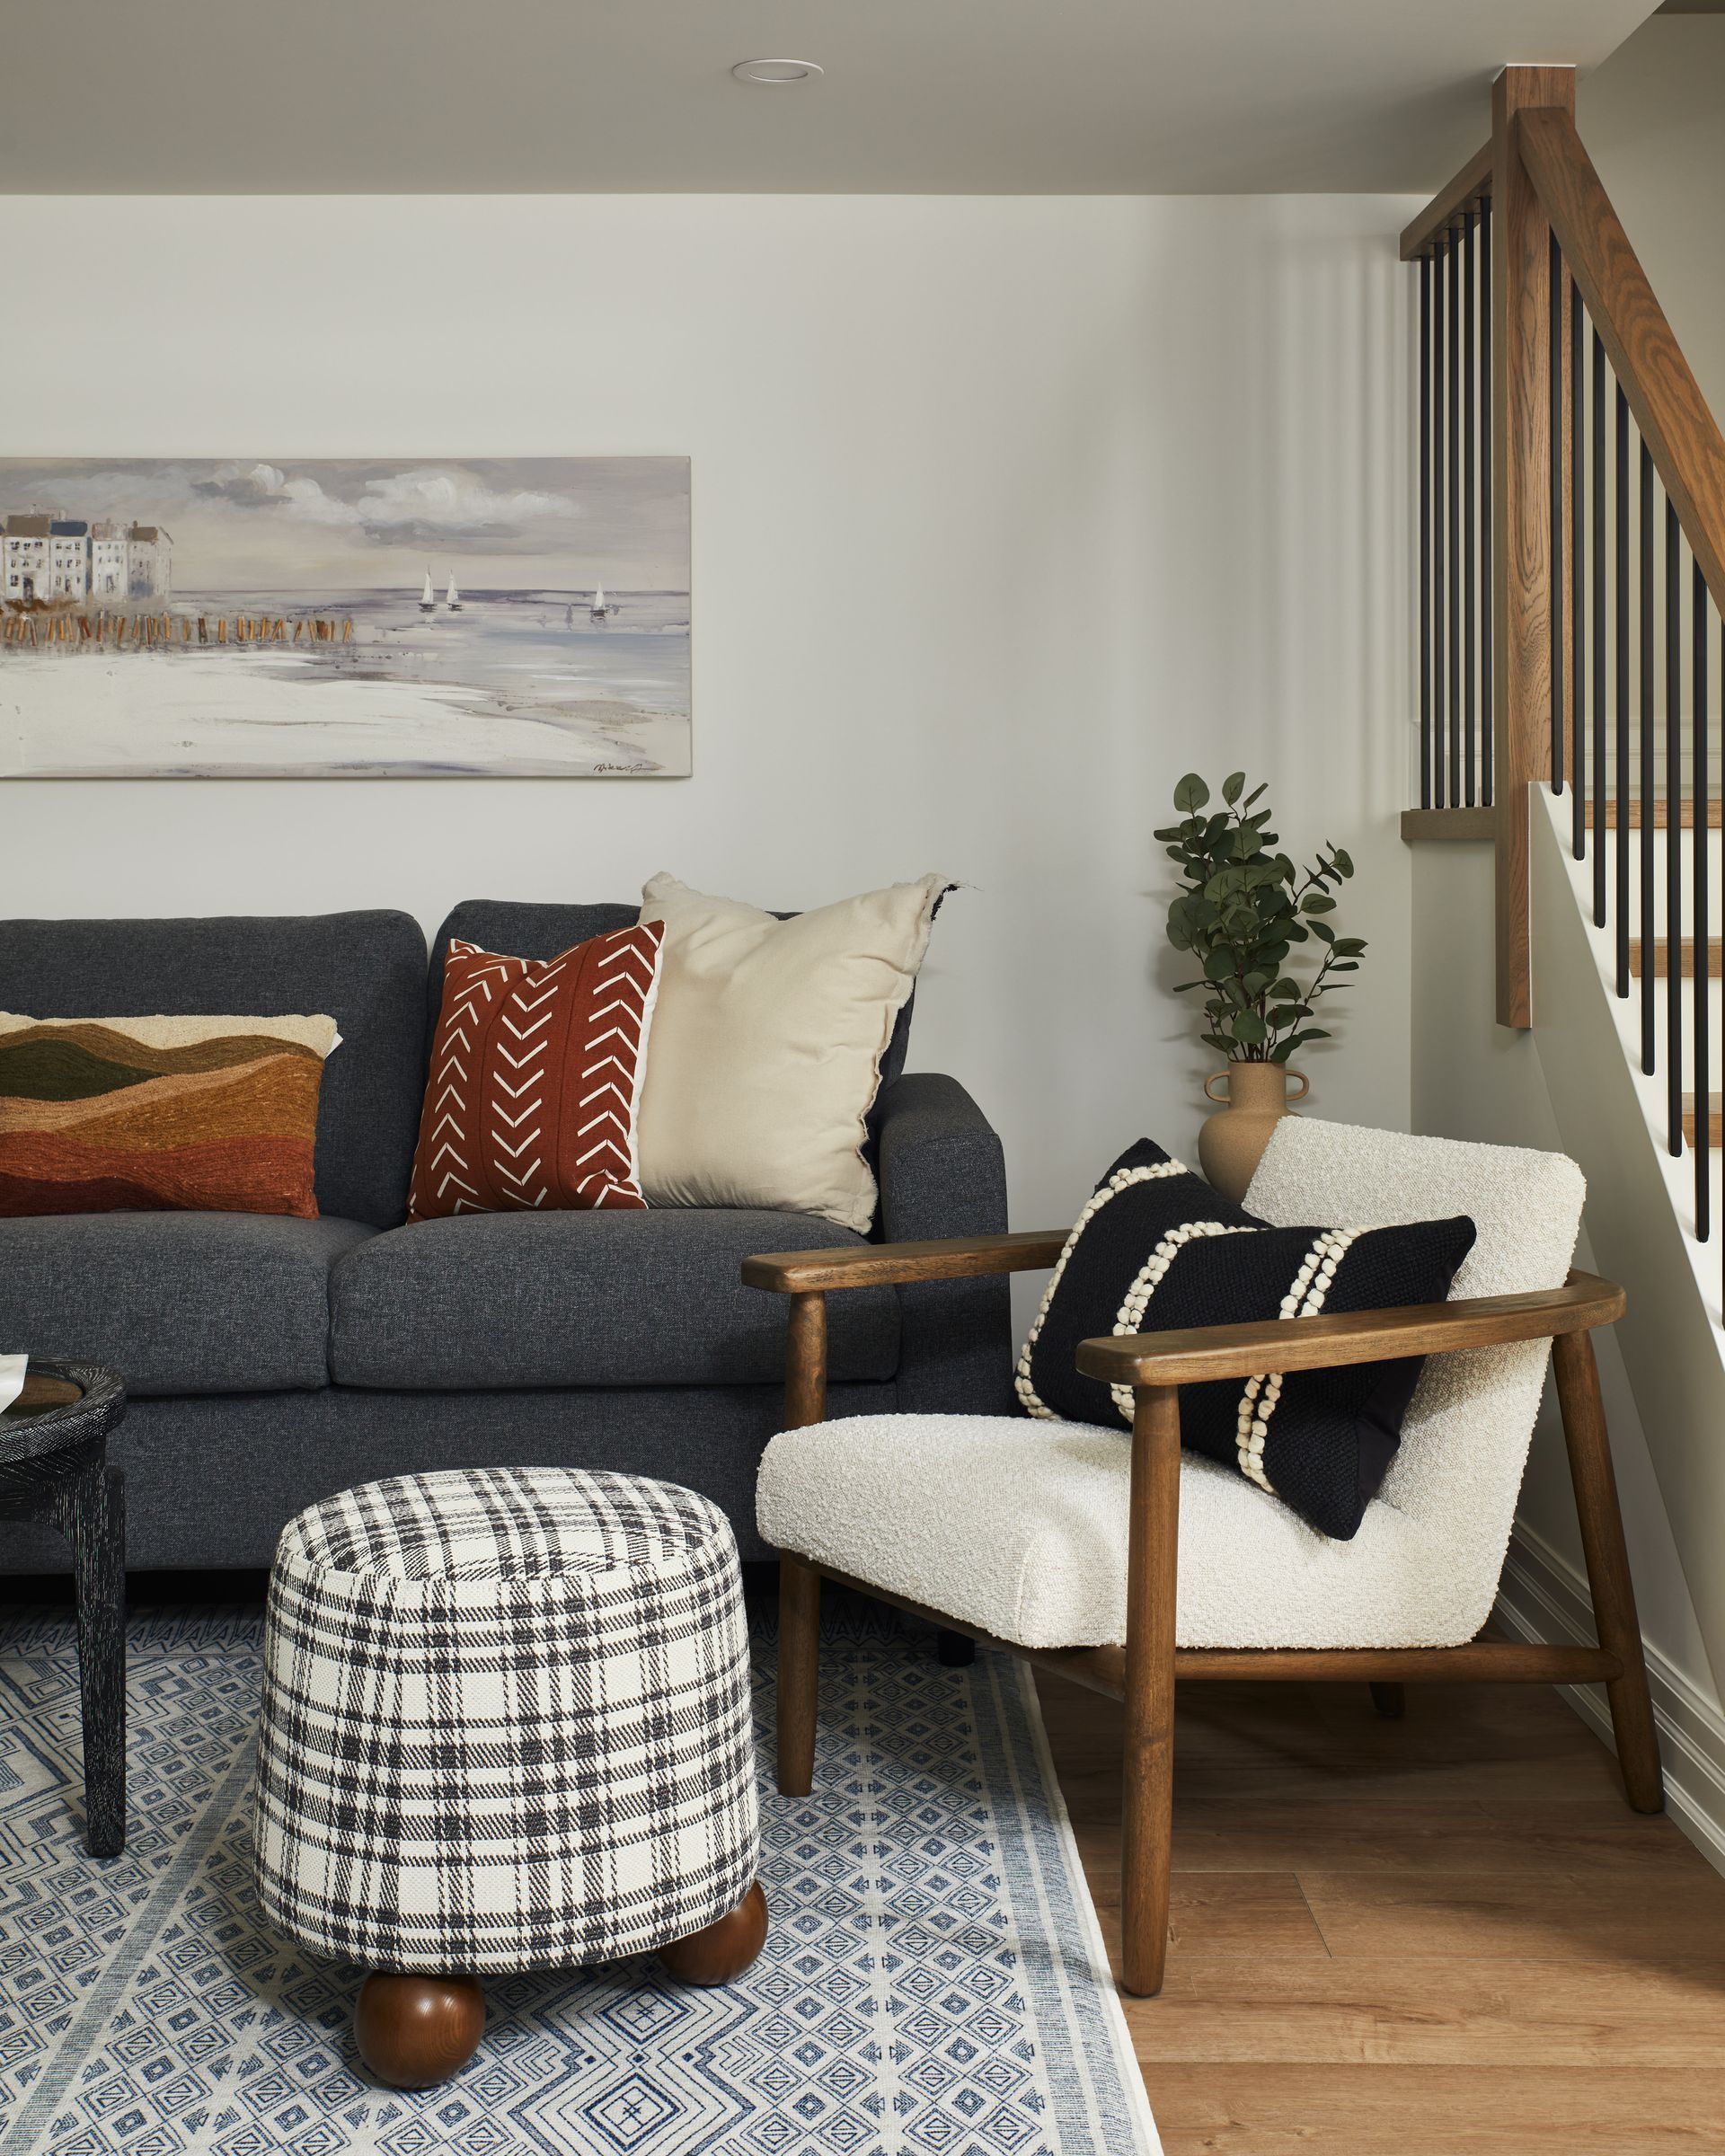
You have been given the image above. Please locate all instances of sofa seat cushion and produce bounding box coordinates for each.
[756,1412,1461,1652]
[330,1209,899,1391]
[0,1212,374,1396]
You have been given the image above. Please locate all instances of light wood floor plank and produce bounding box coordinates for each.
[1141,2065,1725,2153]
[1128,1957,1725,2066]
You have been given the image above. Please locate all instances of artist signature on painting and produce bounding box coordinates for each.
[591,761,655,774]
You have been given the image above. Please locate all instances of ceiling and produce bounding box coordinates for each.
[1,2,1662,196]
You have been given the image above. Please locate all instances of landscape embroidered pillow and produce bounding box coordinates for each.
[1016,1138,1477,1539]
[0,1012,339,1218]
[408,923,664,1218]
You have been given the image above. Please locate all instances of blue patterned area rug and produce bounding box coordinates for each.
[0,1605,1159,2156]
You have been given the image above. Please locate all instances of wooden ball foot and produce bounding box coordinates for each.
[355,1972,485,2088]
[658,1880,768,1987]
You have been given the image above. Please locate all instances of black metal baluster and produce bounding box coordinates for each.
[1615,386,1631,998]
[1667,501,1683,1153]
[1420,252,1432,808]
[1434,234,1448,810]
[1464,214,1477,805]
[1640,440,1656,1073]
[1448,226,1462,803]
[1694,564,1712,1238]
[1593,330,1607,925]
[1481,198,1494,807]
[1550,234,1565,796]
[1571,273,1586,856]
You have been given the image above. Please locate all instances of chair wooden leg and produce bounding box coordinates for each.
[777,1555,820,1798]
[1120,1384,1181,1999]
[1369,1682,1405,1720]
[1552,1329,1664,1814]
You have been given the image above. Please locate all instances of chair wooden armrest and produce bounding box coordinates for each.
[741,1227,1068,1295]
[1075,1268,1624,1388]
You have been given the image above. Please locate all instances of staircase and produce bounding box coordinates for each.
[1402,66,1725,1866]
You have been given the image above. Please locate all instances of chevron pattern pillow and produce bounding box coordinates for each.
[1016,1138,1476,1538]
[407,923,664,1219]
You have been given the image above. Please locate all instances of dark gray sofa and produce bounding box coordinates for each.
[0,904,1012,1571]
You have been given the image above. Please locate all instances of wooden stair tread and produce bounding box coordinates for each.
[1628,937,1723,979]
[1598,798,1722,831]
[1682,1093,1723,1147]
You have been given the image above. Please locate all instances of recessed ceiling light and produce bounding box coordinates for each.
[730,57,823,86]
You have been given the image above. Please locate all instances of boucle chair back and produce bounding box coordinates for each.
[1245,1119,1585,1635]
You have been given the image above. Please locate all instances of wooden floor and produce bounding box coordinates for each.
[1036,1672,1725,2154]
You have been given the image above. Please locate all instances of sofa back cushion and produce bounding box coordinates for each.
[432,900,917,1095]
[0,914,428,1227]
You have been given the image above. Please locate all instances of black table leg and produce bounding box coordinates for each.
[54,1455,127,1856]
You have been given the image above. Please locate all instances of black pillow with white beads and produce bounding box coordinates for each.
[1016,1139,1476,1540]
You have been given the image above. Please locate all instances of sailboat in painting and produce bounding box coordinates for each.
[419,569,436,614]
[589,584,615,622]
[446,575,462,613]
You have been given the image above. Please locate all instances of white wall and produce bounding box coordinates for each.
[1581,15,1725,419]
[1,193,1416,1229]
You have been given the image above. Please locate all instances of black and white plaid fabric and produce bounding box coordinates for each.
[1017,1138,1477,1539]
[253,1467,757,1974]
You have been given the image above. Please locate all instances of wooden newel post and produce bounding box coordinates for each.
[1491,63,1574,1029]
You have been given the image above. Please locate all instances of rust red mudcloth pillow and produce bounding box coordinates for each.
[408,923,665,1219]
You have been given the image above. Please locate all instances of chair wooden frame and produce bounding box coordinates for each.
[742,1230,1664,1998]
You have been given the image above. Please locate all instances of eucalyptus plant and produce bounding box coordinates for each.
[1155,771,1366,1065]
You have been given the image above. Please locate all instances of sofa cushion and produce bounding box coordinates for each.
[0,912,429,1227]
[330,1208,899,1391]
[0,1212,374,1396]
[432,899,918,1096]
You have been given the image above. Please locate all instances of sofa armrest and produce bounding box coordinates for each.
[868,1074,1016,1415]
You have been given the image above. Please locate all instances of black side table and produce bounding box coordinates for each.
[0,1362,127,1855]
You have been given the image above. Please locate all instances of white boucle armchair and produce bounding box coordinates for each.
[746,1119,1662,2000]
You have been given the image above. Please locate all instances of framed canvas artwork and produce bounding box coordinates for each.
[0,457,690,777]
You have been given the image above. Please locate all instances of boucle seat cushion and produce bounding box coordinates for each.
[254,1467,756,1973]
[757,1412,1455,1648]
[756,1119,1586,1652]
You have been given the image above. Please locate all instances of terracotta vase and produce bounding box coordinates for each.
[1197,1063,1308,1202]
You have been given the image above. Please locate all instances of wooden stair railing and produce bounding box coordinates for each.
[1402,65,1724,1292]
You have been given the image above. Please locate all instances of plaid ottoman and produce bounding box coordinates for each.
[252,1466,758,1975]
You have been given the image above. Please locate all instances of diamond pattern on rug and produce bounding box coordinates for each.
[0,1608,1158,2156]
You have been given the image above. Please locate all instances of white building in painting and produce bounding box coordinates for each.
[3,516,53,604]
[89,520,128,597]
[48,520,91,600]
[127,523,172,598]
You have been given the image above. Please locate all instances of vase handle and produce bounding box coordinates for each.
[1286,1071,1310,1101]
[1204,1072,1232,1104]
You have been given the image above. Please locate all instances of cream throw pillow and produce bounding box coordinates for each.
[636,871,951,1232]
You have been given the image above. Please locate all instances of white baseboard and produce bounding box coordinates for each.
[1496,1524,1725,1877]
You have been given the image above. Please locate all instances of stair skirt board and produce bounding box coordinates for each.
[1498,1525,1725,1879]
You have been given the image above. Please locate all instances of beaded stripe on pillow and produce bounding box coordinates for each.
[1014,1155,1189,1419]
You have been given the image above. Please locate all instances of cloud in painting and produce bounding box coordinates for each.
[349,468,572,547]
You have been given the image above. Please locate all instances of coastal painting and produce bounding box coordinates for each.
[0,456,690,777]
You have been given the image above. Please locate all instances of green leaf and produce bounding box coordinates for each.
[1173,773,1210,813]
[1331,848,1354,877]
[1233,1012,1269,1045]
[1202,948,1235,981]
[1331,937,1366,956]
[1309,919,1336,944]
[1243,784,1267,807]
[1303,893,1336,913]
[1222,771,1246,805]
[1201,1032,1234,1054]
